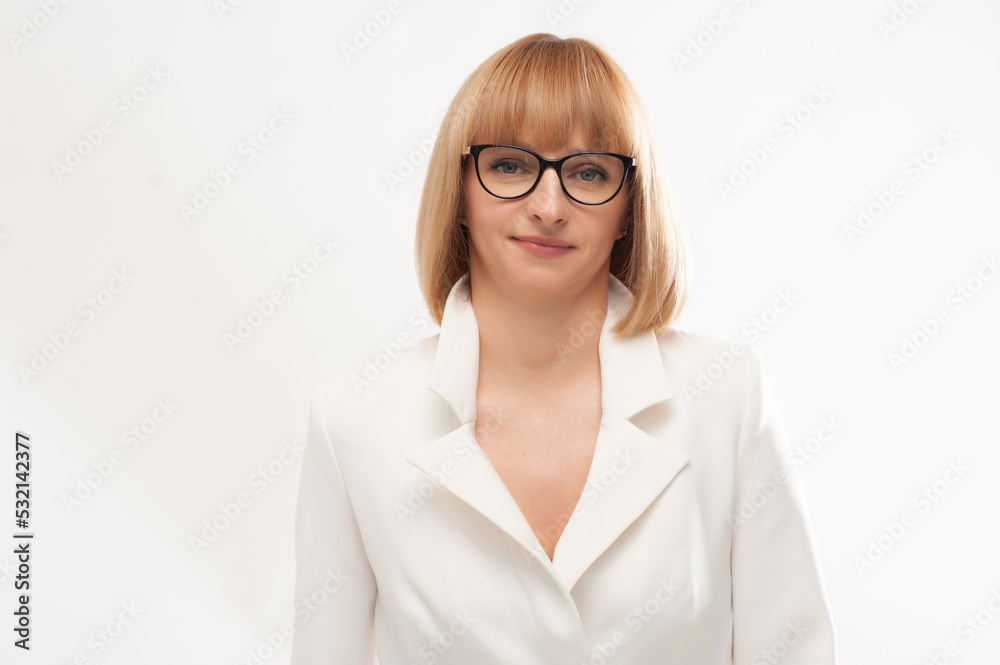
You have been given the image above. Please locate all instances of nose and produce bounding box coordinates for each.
[524,164,569,223]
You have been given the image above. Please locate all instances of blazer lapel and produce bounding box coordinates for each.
[404,421,543,559]
[552,412,690,592]
[405,271,690,592]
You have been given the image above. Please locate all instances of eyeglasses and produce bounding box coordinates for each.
[461,144,635,206]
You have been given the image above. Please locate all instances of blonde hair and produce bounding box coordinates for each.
[414,32,692,337]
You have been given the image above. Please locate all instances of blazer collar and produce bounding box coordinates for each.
[426,271,675,423]
[410,272,688,594]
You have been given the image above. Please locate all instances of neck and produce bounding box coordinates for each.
[469,265,609,391]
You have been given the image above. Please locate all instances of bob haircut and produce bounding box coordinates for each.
[414,32,692,338]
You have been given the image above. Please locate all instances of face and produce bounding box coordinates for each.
[461,124,631,301]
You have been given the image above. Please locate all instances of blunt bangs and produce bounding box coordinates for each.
[464,41,635,158]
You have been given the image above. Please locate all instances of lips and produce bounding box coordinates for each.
[513,235,573,248]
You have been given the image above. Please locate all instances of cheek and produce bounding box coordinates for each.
[460,171,472,211]
[462,172,487,219]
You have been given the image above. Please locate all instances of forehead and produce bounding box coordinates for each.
[513,130,595,156]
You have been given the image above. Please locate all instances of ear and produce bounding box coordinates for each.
[616,216,631,240]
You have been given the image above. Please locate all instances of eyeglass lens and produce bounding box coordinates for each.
[477,146,625,204]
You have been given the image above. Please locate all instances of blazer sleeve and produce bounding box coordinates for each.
[290,379,379,665]
[730,349,838,665]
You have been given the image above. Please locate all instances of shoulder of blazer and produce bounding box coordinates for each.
[652,326,764,409]
[317,331,443,433]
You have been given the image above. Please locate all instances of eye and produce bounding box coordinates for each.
[569,165,609,183]
[494,160,521,175]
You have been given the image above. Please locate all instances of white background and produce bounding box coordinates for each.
[1,1,998,663]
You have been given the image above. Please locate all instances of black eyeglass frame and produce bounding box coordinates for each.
[461,144,636,206]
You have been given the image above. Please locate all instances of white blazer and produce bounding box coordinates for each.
[291,271,837,665]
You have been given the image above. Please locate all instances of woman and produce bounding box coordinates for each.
[291,33,837,665]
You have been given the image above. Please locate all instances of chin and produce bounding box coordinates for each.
[507,265,577,292]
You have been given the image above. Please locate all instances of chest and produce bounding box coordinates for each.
[474,397,603,562]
